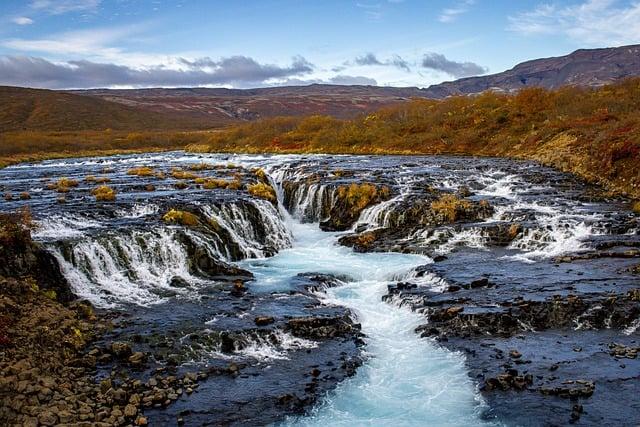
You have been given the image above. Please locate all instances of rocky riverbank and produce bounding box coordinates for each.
[0,201,368,426]
[1,152,638,425]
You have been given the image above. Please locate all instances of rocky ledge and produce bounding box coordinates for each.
[0,209,364,426]
[384,256,640,425]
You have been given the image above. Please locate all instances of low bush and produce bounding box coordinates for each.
[247,182,277,202]
[91,185,116,201]
[162,209,200,226]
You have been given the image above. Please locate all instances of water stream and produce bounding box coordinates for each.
[1,152,637,425]
[236,184,489,425]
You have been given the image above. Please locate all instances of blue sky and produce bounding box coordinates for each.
[0,0,639,89]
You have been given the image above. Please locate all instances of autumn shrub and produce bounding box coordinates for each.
[162,209,199,226]
[91,185,116,201]
[430,194,472,222]
[247,182,277,202]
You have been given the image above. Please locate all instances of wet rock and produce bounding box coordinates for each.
[608,342,639,359]
[255,316,275,326]
[287,315,359,339]
[128,351,147,366]
[169,276,190,288]
[110,341,132,358]
[539,380,595,398]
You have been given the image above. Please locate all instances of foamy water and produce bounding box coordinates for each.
[238,201,490,426]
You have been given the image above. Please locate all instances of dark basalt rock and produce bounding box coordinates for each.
[0,230,73,302]
[91,272,364,426]
[286,315,360,339]
[320,183,392,231]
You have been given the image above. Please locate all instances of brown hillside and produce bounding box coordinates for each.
[0,86,219,133]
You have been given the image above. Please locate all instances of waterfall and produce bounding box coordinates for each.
[50,229,199,307]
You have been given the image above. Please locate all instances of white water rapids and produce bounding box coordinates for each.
[236,191,490,426]
[6,152,623,425]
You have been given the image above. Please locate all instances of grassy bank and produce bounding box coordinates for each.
[187,79,640,199]
[0,129,220,167]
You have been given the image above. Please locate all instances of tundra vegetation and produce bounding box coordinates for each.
[1,79,639,200]
[189,79,640,199]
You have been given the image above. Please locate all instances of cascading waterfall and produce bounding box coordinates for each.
[51,228,198,307]
[232,171,490,425]
[49,197,292,308]
[200,198,292,259]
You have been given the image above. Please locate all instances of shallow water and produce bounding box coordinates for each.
[240,217,488,425]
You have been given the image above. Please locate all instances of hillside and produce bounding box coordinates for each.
[70,84,422,122]
[188,79,640,200]
[0,86,218,133]
[423,44,640,97]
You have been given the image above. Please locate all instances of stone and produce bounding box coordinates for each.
[110,342,132,358]
[124,404,138,417]
[254,316,275,326]
[128,352,147,366]
[37,410,58,426]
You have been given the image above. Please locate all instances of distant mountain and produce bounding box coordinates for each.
[0,86,214,133]
[69,45,640,122]
[3,44,640,133]
[70,84,426,122]
[422,44,640,97]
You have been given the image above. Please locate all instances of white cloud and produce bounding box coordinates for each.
[12,17,34,25]
[508,0,640,46]
[0,55,315,89]
[439,0,475,23]
[2,24,146,60]
[30,0,101,15]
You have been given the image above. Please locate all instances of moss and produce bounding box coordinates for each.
[247,182,277,202]
[144,184,156,192]
[431,194,473,222]
[91,185,116,202]
[127,166,155,177]
[253,168,268,182]
[42,289,57,300]
[85,175,110,184]
[174,181,189,190]
[4,192,13,201]
[633,201,640,214]
[48,177,79,193]
[0,208,33,247]
[202,178,231,189]
[162,209,200,226]
[337,183,389,213]
[171,169,199,180]
[19,192,30,200]
[188,162,214,171]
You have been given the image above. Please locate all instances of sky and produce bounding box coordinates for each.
[0,0,639,89]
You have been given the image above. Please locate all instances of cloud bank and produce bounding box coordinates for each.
[0,55,317,89]
[421,53,487,78]
[353,53,411,72]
